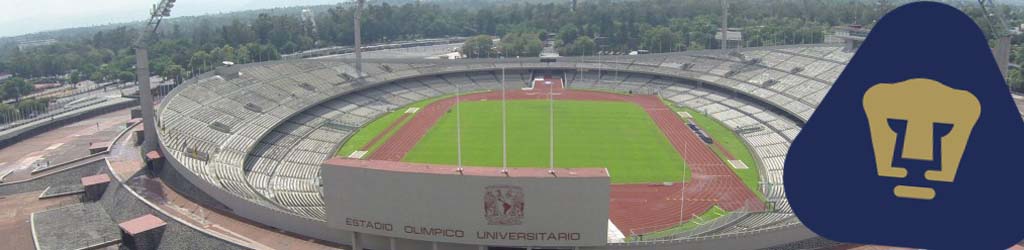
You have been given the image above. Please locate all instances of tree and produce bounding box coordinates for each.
[280,42,298,54]
[99,64,119,82]
[1,77,34,101]
[69,71,82,85]
[247,44,281,62]
[15,98,49,118]
[687,41,706,52]
[3,0,1022,90]
[560,36,596,56]
[190,51,213,71]
[0,103,18,124]
[499,32,543,57]
[263,45,281,61]
[151,57,173,81]
[669,16,717,50]
[557,24,580,45]
[641,26,681,53]
[117,71,135,84]
[254,13,275,44]
[462,35,495,58]
[236,46,252,64]
[297,36,316,52]
[222,19,256,45]
[89,72,104,83]
[165,64,185,84]
[1008,67,1024,92]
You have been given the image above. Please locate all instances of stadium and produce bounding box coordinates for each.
[5,1,1024,250]
[152,44,847,249]
[6,41,1023,250]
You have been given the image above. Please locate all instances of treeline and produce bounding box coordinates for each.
[0,23,285,87]
[2,0,1024,94]
[0,98,49,124]
[0,77,49,124]
[1002,44,1024,92]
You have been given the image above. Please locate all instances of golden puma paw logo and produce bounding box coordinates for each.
[863,78,980,200]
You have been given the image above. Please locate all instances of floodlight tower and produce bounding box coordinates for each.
[302,9,319,39]
[134,0,176,152]
[978,0,1013,78]
[720,0,729,49]
[354,0,365,77]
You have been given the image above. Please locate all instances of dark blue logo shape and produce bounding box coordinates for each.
[784,2,1024,249]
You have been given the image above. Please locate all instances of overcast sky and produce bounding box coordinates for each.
[0,0,346,38]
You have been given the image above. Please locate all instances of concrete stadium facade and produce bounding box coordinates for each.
[323,159,610,247]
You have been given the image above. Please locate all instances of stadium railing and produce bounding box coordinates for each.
[610,220,804,246]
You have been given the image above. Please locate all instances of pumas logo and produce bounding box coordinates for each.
[863,78,980,200]
[783,2,1024,249]
[484,185,524,225]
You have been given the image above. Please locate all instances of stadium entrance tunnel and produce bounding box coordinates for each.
[532,69,566,79]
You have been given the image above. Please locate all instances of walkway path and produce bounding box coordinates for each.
[0,108,130,182]
[0,190,80,250]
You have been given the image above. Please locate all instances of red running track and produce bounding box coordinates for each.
[368,76,764,235]
[612,96,765,235]
[362,113,410,152]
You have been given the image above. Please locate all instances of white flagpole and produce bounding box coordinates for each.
[501,67,508,174]
[549,76,555,174]
[578,46,583,82]
[680,180,685,225]
[456,75,463,173]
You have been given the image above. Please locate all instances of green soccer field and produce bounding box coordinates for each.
[402,100,689,184]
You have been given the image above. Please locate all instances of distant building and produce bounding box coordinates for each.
[826,25,869,51]
[715,28,743,49]
[1012,23,1024,35]
[17,39,57,51]
[34,83,61,90]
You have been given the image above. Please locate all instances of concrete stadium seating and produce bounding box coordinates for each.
[566,70,800,236]
[158,45,861,242]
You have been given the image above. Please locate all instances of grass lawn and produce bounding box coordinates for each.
[336,96,446,157]
[403,100,688,184]
[631,206,727,241]
[663,100,764,199]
